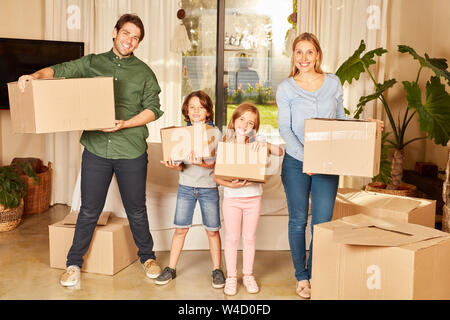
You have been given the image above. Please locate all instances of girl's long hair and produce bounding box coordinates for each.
[224,102,260,143]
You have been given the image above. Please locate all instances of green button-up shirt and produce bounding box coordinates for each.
[50,49,163,159]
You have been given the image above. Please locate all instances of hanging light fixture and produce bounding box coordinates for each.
[171,2,191,54]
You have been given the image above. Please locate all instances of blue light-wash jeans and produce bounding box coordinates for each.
[174,185,221,231]
[66,149,156,268]
[281,153,339,282]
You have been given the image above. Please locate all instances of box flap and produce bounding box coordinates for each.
[333,214,447,247]
[339,191,421,213]
[62,211,111,226]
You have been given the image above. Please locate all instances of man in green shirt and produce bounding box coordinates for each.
[18,14,163,287]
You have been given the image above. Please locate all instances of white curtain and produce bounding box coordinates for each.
[298,0,388,189]
[44,0,182,206]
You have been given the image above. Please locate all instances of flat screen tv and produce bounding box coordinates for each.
[0,38,84,109]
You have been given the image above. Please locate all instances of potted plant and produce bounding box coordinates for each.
[0,162,38,232]
[336,40,450,198]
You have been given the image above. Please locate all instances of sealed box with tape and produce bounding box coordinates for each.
[303,118,381,177]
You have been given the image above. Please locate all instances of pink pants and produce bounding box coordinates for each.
[223,196,262,277]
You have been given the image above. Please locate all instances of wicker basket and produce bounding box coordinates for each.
[365,182,418,197]
[0,200,24,232]
[21,162,52,215]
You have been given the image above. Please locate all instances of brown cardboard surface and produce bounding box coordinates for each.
[333,214,447,246]
[214,141,267,183]
[62,211,111,226]
[333,188,436,228]
[303,119,381,177]
[160,124,216,162]
[7,77,115,133]
[311,216,450,299]
[48,216,138,275]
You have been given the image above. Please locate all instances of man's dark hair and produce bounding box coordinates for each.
[114,14,145,42]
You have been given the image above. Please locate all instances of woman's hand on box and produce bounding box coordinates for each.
[101,120,127,132]
[367,118,384,132]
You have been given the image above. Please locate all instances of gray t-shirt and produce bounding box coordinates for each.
[178,126,222,188]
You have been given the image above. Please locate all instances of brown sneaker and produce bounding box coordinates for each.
[143,259,162,279]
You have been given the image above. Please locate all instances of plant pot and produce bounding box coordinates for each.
[365,182,418,197]
[21,162,52,215]
[0,199,24,232]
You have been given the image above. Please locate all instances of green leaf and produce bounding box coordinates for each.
[361,47,388,68]
[353,79,397,118]
[336,41,387,86]
[336,40,366,85]
[403,76,450,146]
[399,45,450,85]
[0,163,31,209]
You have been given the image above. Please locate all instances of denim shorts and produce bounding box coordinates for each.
[174,185,221,231]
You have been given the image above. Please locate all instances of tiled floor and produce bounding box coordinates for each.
[0,204,303,300]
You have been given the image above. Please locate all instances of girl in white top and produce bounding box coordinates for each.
[214,102,283,296]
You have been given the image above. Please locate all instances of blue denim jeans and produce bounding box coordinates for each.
[174,185,221,231]
[281,153,339,281]
[67,149,156,268]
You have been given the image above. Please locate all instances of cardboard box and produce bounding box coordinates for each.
[303,119,381,177]
[62,211,112,226]
[311,214,450,300]
[160,124,216,162]
[49,216,138,275]
[333,188,436,228]
[214,141,267,183]
[7,77,115,133]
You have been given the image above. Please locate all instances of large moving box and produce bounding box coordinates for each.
[333,188,436,228]
[49,216,138,275]
[7,77,115,133]
[214,141,268,183]
[160,124,217,162]
[311,214,450,300]
[303,119,381,177]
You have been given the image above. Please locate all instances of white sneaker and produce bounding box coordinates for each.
[243,275,259,294]
[60,265,80,287]
[224,277,238,296]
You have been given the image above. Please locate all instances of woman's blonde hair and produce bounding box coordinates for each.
[288,32,324,78]
[224,102,260,143]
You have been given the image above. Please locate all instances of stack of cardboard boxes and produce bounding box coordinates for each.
[303,119,450,300]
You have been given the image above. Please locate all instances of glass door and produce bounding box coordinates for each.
[180,0,295,143]
[180,0,218,124]
[223,0,293,142]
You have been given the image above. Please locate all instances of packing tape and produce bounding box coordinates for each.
[305,130,368,142]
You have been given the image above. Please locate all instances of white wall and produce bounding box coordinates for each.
[384,0,450,171]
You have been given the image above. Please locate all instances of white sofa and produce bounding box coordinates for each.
[71,142,312,251]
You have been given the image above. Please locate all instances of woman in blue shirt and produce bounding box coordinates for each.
[276,32,382,299]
